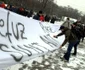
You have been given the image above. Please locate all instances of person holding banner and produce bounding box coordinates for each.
[53,26,78,62]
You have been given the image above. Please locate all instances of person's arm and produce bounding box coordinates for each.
[53,32,64,38]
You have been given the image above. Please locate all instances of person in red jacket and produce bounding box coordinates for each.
[40,15,45,22]
[0,2,6,8]
[33,10,45,22]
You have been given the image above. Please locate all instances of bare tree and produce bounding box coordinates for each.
[4,0,82,19]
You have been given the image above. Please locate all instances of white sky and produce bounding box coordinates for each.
[54,0,85,13]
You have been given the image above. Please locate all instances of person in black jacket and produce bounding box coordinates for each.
[27,10,33,17]
[71,23,83,55]
[45,15,50,22]
[50,16,56,24]
[73,21,85,42]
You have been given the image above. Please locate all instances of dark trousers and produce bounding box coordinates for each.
[73,40,80,55]
[64,41,78,61]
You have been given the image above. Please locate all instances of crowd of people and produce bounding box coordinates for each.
[0,1,85,62]
[0,1,60,23]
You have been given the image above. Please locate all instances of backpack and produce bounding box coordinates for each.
[71,26,83,40]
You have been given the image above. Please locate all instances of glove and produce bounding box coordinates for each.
[53,35,58,38]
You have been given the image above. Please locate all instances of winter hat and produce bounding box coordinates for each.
[59,26,65,30]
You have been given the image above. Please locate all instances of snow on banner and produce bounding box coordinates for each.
[0,8,64,70]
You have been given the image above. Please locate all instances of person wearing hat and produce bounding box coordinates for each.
[53,26,78,62]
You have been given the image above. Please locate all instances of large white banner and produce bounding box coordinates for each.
[0,8,64,70]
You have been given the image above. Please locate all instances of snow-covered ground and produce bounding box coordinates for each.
[4,39,85,70]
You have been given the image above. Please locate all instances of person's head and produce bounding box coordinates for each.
[38,10,43,15]
[67,17,70,20]
[59,26,65,31]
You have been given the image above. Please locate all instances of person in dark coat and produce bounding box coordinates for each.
[71,23,83,55]
[10,5,18,13]
[73,21,85,42]
[45,15,50,22]
[17,7,24,16]
[27,10,33,17]
[50,16,56,24]
[53,26,78,62]
[33,13,39,20]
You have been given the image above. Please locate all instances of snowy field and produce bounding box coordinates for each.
[5,39,85,70]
